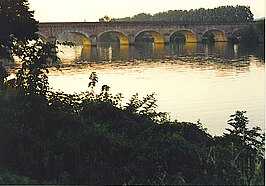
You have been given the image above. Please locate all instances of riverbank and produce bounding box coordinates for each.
[1,47,265,184]
[0,71,264,184]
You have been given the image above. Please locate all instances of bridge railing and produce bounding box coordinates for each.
[38,21,254,28]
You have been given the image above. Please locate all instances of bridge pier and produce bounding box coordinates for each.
[196,34,203,43]
[164,34,171,44]
[128,34,135,46]
[38,22,247,47]
[89,35,98,47]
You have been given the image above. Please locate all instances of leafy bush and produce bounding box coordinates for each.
[0,173,36,184]
[0,3,264,182]
[0,69,264,184]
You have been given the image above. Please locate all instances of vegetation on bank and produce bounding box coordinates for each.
[0,0,265,185]
[0,39,265,185]
[0,0,38,59]
[234,18,265,44]
[203,18,265,44]
[100,5,254,22]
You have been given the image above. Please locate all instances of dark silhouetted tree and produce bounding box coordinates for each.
[0,0,38,58]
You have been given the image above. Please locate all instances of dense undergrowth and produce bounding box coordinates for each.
[0,1,265,184]
[0,41,265,185]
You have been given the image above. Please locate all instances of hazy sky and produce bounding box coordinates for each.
[28,0,265,22]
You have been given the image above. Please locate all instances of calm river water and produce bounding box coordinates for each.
[47,42,264,136]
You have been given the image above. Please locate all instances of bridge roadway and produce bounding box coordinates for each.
[37,21,252,46]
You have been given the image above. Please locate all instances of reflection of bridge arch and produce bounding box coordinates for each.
[57,31,91,46]
[98,30,129,45]
[135,30,164,44]
[81,45,91,61]
[230,29,242,42]
[185,43,197,52]
[203,29,227,42]
[170,29,197,43]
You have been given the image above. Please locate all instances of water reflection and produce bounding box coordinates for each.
[55,42,264,83]
[48,57,264,135]
[56,42,264,78]
[233,44,239,57]
[57,42,265,64]
[3,40,264,136]
[53,42,264,136]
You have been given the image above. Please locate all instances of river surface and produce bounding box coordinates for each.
[46,42,265,136]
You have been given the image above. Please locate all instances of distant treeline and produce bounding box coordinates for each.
[108,6,254,22]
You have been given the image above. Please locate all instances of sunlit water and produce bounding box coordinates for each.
[47,42,265,136]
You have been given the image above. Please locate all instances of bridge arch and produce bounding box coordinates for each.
[98,30,129,45]
[135,30,164,44]
[57,30,91,46]
[229,29,242,43]
[202,29,227,42]
[170,29,197,43]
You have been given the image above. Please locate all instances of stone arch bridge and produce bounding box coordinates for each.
[38,21,251,46]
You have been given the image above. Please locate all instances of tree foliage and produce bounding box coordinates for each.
[113,6,254,23]
[99,15,112,22]
[12,40,58,97]
[0,62,264,185]
[0,1,264,185]
[233,19,265,44]
[0,0,38,58]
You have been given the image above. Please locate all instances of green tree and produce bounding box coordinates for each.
[226,111,264,148]
[224,111,265,185]
[131,13,152,21]
[99,15,112,22]
[12,40,57,97]
[113,6,254,23]
[0,0,38,58]
[0,61,8,90]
